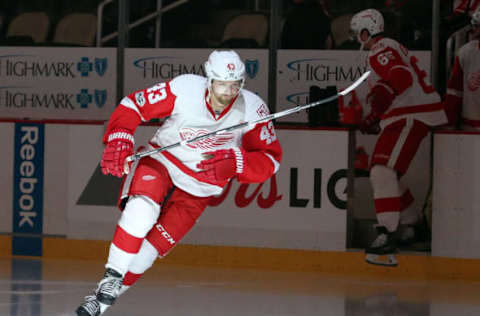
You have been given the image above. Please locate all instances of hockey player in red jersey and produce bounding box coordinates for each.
[444,8,480,130]
[76,50,282,315]
[350,9,447,266]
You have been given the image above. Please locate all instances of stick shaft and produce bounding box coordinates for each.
[126,71,370,164]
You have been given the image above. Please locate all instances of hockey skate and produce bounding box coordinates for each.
[396,224,415,247]
[397,218,431,252]
[365,226,398,267]
[76,293,100,316]
[96,268,123,307]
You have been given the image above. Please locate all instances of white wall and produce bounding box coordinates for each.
[432,132,480,258]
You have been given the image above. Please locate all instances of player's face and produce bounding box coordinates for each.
[210,80,242,106]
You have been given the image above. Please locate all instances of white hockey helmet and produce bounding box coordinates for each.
[204,50,245,89]
[350,9,385,43]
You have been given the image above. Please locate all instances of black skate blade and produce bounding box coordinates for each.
[365,253,398,267]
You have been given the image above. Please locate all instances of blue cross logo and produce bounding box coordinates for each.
[77,57,93,77]
[77,89,93,108]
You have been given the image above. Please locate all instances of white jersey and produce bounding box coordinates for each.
[366,37,447,128]
[115,74,281,197]
[453,0,480,14]
[446,40,480,129]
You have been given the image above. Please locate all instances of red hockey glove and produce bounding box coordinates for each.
[359,112,381,135]
[338,90,363,125]
[196,148,244,183]
[101,129,134,177]
[366,81,395,115]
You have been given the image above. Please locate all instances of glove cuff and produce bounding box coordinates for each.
[232,147,244,174]
[107,129,134,144]
[365,111,380,124]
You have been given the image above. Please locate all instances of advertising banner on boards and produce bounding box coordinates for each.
[0,47,116,120]
[276,50,432,123]
[124,49,269,103]
[12,123,44,256]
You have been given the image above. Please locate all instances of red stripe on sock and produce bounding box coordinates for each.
[112,225,143,254]
[374,196,402,213]
[375,189,413,214]
[123,271,142,286]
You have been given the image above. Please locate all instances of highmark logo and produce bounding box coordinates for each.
[76,89,92,108]
[0,55,108,78]
[77,57,92,76]
[1,86,75,109]
[133,56,205,79]
[76,89,107,108]
[0,54,76,77]
[0,86,108,109]
[76,57,108,77]
[286,91,309,106]
[286,58,366,82]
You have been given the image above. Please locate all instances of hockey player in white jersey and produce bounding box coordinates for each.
[76,50,282,315]
[350,9,447,266]
[444,7,480,130]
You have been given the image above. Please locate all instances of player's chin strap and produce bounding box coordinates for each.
[123,71,371,174]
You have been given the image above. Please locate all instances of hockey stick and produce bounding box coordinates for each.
[124,71,370,173]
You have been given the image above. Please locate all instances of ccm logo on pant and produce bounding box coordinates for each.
[155,224,175,245]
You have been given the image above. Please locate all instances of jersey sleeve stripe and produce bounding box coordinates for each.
[120,97,146,121]
[264,153,280,173]
[375,81,396,95]
[390,64,410,72]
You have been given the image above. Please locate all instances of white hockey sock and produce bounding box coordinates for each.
[128,239,159,275]
[377,212,400,233]
[106,196,160,275]
[106,243,136,276]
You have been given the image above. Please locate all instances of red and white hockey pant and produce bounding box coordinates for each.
[107,156,209,280]
[369,118,430,232]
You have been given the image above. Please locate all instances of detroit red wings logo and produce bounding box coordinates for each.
[467,70,480,91]
[180,128,235,150]
[227,63,235,71]
[256,103,269,117]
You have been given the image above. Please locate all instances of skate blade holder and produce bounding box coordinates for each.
[99,301,111,314]
[365,253,398,267]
